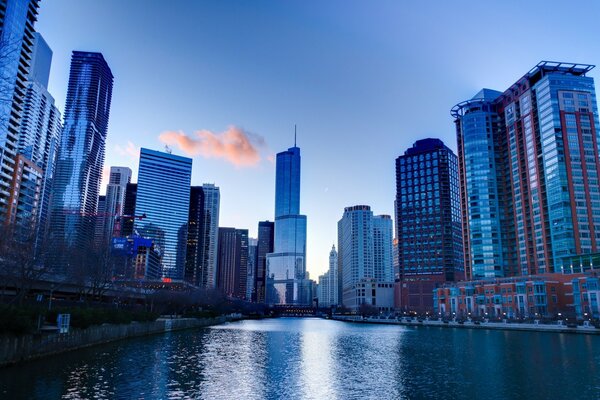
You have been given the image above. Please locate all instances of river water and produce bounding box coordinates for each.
[0,318,599,399]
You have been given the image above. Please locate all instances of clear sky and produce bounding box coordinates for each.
[36,0,600,278]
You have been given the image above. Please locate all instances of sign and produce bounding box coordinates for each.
[57,314,70,334]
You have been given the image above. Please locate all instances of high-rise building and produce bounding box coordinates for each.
[255,220,274,303]
[217,227,248,299]
[266,143,309,305]
[0,0,39,222]
[99,167,132,243]
[373,215,394,282]
[120,182,137,237]
[17,33,61,244]
[134,148,192,280]
[395,138,464,312]
[6,154,43,229]
[246,238,258,301]
[94,195,106,245]
[49,51,113,251]
[185,184,220,288]
[318,245,339,308]
[452,61,600,278]
[338,205,394,310]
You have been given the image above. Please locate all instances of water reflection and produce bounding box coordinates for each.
[0,318,599,399]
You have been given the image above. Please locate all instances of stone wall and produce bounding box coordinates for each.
[0,316,226,367]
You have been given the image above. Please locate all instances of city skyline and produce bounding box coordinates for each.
[34,0,600,277]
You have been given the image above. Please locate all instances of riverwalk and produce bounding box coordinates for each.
[332,315,600,334]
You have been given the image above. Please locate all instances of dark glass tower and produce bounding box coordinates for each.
[255,220,274,303]
[49,52,113,251]
[266,144,308,305]
[217,227,249,299]
[395,138,464,312]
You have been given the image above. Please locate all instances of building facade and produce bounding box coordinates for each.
[452,62,600,279]
[99,166,132,244]
[338,205,394,311]
[185,184,220,288]
[266,144,309,305]
[49,51,113,252]
[0,0,39,222]
[134,148,192,280]
[16,33,61,244]
[217,227,249,299]
[120,182,137,237]
[395,138,464,313]
[433,273,600,321]
[255,220,274,303]
[246,238,258,301]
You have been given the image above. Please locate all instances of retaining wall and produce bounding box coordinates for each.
[0,316,226,367]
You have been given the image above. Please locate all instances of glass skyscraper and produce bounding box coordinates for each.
[0,0,39,222]
[49,51,113,250]
[255,220,274,303]
[217,227,249,299]
[453,61,600,278]
[185,184,220,288]
[17,33,61,245]
[134,148,192,280]
[266,145,309,305]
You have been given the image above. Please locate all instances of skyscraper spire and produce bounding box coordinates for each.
[294,124,297,147]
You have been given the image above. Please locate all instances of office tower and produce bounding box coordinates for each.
[246,238,258,301]
[266,143,308,305]
[217,227,249,299]
[99,167,132,243]
[0,0,39,222]
[395,138,464,312]
[255,220,274,303]
[318,245,338,307]
[120,183,137,237]
[392,238,399,281]
[17,33,61,243]
[185,184,220,288]
[49,51,113,251]
[134,148,192,280]
[338,205,374,307]
[94,195,106,245]
[338,205,395,310]
[373,215,394,282]
[452,61,600,278]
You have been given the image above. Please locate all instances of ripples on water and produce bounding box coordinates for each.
[0,318,599,399]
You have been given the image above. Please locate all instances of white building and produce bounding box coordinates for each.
[338,205,394,311]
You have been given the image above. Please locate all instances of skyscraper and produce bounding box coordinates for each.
[134,148,192,280]
[217,227,248,299]
[255,220,274,303]
[318,245,339,307]
[0,0,39,222]
[266,143,308,305]
[246,238,258,301]
[338,205,395,310]
[17,33,61,244]
[395,138,464,312]
[373,215,394,282]
[185,184,220,288]
[452,61,600,278]
[99,167,132,243]
[120,182,137,237]
[49,51,113,250]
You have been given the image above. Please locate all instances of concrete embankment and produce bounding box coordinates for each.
[332,315,600,335]
[0,316,231,367]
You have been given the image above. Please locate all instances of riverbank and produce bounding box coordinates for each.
[0,315,237,367]
[332,315,600,335]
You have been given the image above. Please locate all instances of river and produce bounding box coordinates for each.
[0,318,599,399]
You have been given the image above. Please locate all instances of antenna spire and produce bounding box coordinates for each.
[294,124,297,147]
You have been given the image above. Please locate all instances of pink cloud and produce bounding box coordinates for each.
[114,141,139,159]
[158,126,266,167]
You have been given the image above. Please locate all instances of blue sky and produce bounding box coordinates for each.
[36,0,600,277]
